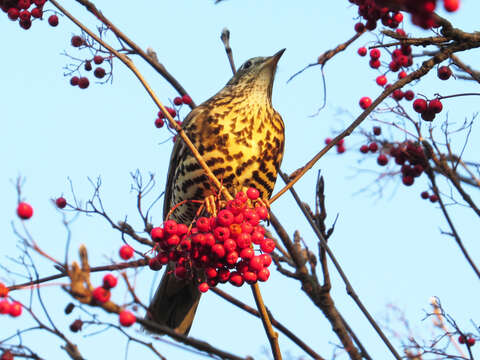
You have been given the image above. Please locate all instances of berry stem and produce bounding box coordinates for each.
[251,283,282,360]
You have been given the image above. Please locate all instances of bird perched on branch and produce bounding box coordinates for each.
[147,49,286,335]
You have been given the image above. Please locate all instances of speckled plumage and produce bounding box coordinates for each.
[147,50,285,335]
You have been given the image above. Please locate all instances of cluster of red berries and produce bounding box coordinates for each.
[324,137,346,154]
[360,128,428,187]
[349,0,404,32]
[147,188,274,293]
[154,94,192,129]
[412,97,443,121]
[458,335,476,347]
[68,36,109,89]
[350,0,460,30]
[0,283,22,318]
[1,0,58,30]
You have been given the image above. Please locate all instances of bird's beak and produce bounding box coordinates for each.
[265,48,286,68]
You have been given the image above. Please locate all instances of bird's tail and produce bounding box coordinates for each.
[145,265,201,335]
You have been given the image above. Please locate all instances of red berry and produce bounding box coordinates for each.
[69,319,83,332]
[246,187,260,200]
[404,90,414,101]
[389,61,400,72]
[48,14,60,26]
[154,118,164,128]
[413,98,427,113]
[163,219,178,235]
[0,300,11,314]
[217,209,234,226]
[229,272,244,287]
[78,77,89,89]
[255,206,269,220]
[223,238,237,252]
[0,283,8,298]
[354,22,365,33]
[373,126,381,136]
[119,245,134,260]
[94,67,106,79]
[377,154,388,166]
[1,351,14,360]
[324,137,332,145]
[91,55,103,65]
[7,8,19,20]
[429,194,439,203]
[421,191,430,199]
[257,268,270,282]
[359,96,372,109]
[212,244,226,258]
[17,202,33,220]
[174,266,188,279]
[402,175,414,186]
[9,301,22,317]
[421,109,436,122]
[173,97,183,106]
[198,282,209,293]
[369,59,381,69]
[166,107,176,117]
[357,47,367,57]
[196,217,210,232]
[428,99,443,114]
[260,238,275,253]
[240,247,254,260]
[376,75,387,86]
[92,286,111,303]
[368,142,378,153]
[31,7,42,18]
[148,257,163,271]
[437,66,452,80]
[370,48,381,60]
[150,227,164,242]
[444,0,460,12]
[226,251,239,265]
[398,70,407,79]
[467,337,476,346]
[182,94,192,105]
[261,254,272,267]
[70,76,79,86]
[392,12,403,23]
[459,335,466,344]
[71,35,83,47]
[249,256,264,272]
[392,89,404,101]
[84,61,92,71]
[119,310,136,327]
[243,271,257,284]
[55,197,67,209]
[360,145,369,153]
[19,19,32,30]
[337,145,346,154]
[102,274,118,289]
[19,10,31,22]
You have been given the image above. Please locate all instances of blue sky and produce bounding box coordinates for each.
[1,1,479,359]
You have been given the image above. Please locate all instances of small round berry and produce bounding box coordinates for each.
[376,75,387,86]
[148,257,163,271]
[421,191,430,199]
[198,282,209,293]
[70,319,83,332]
[102,274,118,289]
[257,268,270,282]
[392,89,404,101]
[212,244,226,258]
[182,94,192,105]
[119,310,136,327]
[31,7,42,18]
[421,110,436,122]
[413,98,427,113]
[369,48,381,60]
[163,219,178,235]
[360,145,369,153]
[402,175,414,186]
[0,283,8,298]
[429,194,439,203]
[369,59,381,69]
[458,335,466,344]
[196,217,210,232]
[246,187,260,200]
[65,302,75,314]
[48,14,60,26]
[359,96,372,110]
[223,238,237,252]
[154,118,164,128]
[261,254,272,267]
[70,76,79,86]
[166,107,176,118]
[437,66,452,80]
[354,22,365,33]
[357,47,367,57]
[368,142,378,153]
[373,126,381,136]
[119,245,134,260]
[150,227,164,242]
[249,255,264,272]
[398,70,407,79]
[428,99,443,114]
[19,10,31,22]
[240,247,254,260]
[467,337,476,346]
[255,206,269,220]
[17,202,33,220]
[78,77,89,89]
[9,301,22,317]
[94,67,106,79]
[93,55,104,65]
[226,251,239,265]
[404,90,414,101]
[377,154,388,166]
[71,35,83,47]
[92,286,110,303]
[444,0,460,12]
[7,8,20,20]
[337,145,346,154]
[260,238,276,253]
[392,12,403,23]
[217,209,234,226]
[53,197,66,209]
[324,137,332,145]
[1,351,14,360]
[229,272,244,287]
[19,19,32,30]
[0,300,10,314]
[243,271,257,284]
[173,97,183,106]
[84,61,92,71]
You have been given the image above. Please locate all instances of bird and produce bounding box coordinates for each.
[147,49,286,335]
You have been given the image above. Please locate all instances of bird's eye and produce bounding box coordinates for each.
[243,60,252,70]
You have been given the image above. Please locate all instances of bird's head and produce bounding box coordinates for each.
[225,49,285,103]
